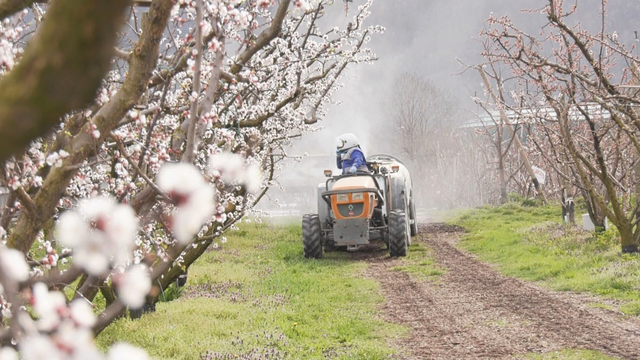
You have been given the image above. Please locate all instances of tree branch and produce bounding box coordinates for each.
[182,0,204,164]
[7,0,174,254]
[0,0,131,163]
[229,0,290,75]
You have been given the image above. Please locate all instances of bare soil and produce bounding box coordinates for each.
[355,223,640,359]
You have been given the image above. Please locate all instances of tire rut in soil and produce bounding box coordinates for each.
[356,222,640,360]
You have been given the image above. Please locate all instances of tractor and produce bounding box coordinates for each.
[302,154,416,258]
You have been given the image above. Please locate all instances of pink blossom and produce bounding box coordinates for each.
[293,0,311,12]
[55,320,101,359]
[257,0,274,8]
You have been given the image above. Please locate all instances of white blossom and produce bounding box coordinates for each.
[0,247,30,282]
[32,282,67,331]
[19,335,62,360]
[0,347,18,360]
[209,153,262,193]
[56,197,139,275]
[157,163,215,244]
[107,343,149,360]
[0,39,14,69]
[117,264,151,309]
[70,299,96,328]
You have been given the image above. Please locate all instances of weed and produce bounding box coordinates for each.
[157,282,185,303]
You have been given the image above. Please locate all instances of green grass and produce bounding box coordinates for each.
[97,221,406,359]
[524,348,619,359]
[390,242,445,280]
[453,203,640,315]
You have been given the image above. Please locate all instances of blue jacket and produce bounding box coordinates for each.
[336,147,367,174]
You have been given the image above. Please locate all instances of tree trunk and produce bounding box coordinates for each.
[561,162,575,225]
[497,127,508,204]
[635,155,640,230]
[498,155,508,204]
[618,222,638,253]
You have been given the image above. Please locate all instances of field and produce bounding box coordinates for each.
[453,203,640,315]
[96,203,640,359]
[97,220,406,359]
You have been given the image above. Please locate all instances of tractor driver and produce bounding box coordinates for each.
[335,133,368,174]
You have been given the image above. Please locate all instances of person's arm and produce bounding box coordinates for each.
[352,150,366,169]
[336,154,342,169]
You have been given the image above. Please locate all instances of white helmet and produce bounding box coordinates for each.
[335,133,360,151]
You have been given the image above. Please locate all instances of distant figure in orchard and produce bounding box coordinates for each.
[335,133,368,174]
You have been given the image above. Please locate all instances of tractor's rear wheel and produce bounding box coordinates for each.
[389,210,408,257]
[409,200,418,237]
[303,214,323,259]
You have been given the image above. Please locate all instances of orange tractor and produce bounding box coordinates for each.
[303,154,416,258]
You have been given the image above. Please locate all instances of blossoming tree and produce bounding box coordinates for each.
[0,0,382,357]
[476,0,640,252]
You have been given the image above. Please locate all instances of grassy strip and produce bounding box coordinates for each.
[97,221,405,359]
[526,348,618,359]
[390,242,445,281]
[453,203,640,315]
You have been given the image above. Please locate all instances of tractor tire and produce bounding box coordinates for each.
[389,210,408,257]
[303,214,323,259]
[390,177,407,212]
[409,200,418,237]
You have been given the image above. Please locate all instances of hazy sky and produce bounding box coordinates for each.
[293,0,639,156]
[267,0,640,208]
[296,0,547,156]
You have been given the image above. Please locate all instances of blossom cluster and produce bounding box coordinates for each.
[0,0,381,358]
[0,9,27,70]
[0,246,149,359]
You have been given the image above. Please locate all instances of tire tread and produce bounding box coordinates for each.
[389,210,408,257]
[303,214,323,259]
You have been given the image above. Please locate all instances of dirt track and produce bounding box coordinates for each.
[355,223,640,359]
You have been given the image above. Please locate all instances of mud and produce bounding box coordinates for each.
[356,223,640,359]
